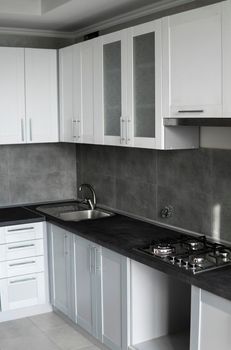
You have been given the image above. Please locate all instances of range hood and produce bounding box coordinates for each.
[163,118,231,127]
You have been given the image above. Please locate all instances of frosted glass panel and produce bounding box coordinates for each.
[103,41,121,136]
[134,32,155,138]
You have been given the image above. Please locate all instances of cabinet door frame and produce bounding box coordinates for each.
[128,20,162,149]
[94,30,129,146]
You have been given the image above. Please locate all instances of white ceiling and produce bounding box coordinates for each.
[0,0,191,33]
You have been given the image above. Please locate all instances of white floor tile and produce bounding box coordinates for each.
[0,317,40,340]
[29,311,67,332]
[46,324,93,350]
[0,333,60,350]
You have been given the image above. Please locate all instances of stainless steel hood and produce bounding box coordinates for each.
[163,118,231,127]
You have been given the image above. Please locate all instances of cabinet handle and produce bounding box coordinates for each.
[77,120,81,140]
[8,243,35,250]
[0,292,2,312]
[10,277,36,284]
[178,110,204,113]
[94,247,101,274]
[126,119,131,144]
[21,119,25,142]
[72,120,77,140]
[9,260,36,267]
[7,226,34,232]
[29,118,32,141]
[120,117,125,144]
[64,234,68,255]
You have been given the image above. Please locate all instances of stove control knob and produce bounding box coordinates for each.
[191,263,196,271]
[170,256,176,264]
[177,258,183,265]
[184,261,189,269]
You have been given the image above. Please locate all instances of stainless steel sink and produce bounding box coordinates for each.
[36,203,114,222]
[59,209,113,222]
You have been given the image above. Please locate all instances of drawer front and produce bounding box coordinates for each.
[0,256,44,279]
[0,239,44,262]
[0,272,46,311]
[0,222,44,244]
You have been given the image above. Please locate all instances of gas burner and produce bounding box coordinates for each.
[184,239,205,251]
[152,243,175,257]
[135,234,231,274]
[192,256,205,266]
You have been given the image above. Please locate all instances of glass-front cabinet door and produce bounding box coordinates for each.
[128,20,162,149]
[94,30,129,146]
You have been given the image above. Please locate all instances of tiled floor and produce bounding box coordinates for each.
[0,312,100,350]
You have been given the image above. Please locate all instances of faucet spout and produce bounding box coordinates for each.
[79,184,97,210]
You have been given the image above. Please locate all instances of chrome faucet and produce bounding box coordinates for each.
[78,184,96,210]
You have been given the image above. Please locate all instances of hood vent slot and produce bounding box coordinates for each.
[164,118,231,127]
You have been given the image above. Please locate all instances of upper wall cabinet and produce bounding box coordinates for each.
[163,3,223,118]
[94,30,128,146]
[25,49,58,143]
[59,41,94,144]
[0,47,58,145]
[0,48,25,144]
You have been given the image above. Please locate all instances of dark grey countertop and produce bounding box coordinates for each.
[0,202,229,302]
[0,206,45,226]
[25,201,231,303]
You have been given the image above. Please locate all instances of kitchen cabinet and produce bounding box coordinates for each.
[0,221,48,321]
[101,248,129,350]
[48,225,73,319]
[94,30,129,146]
[0,47,58,145]
[94,22,198,149]
[25,49,58,143]
[190,286,231,350]
[59,41,94,144]
[164,3,222,118]
[0,47,25,144]
[73,235,101,338]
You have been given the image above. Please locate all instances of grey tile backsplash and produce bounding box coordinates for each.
[77,144,231,243]
[0,143,77,206]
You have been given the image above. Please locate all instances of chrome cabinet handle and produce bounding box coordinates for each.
[10,277,36,284]
[77,120,81,140]
[120,117,125,144]
[89,246,94,273]
[21,119,25,142]
[178,110,204,113]
[0,292,2,312]
[7,226,34,232]
[29,118,32,141]
[8,243,35,250]
[94,247,101,274]
[72,120,77,140]
[9,260,36,267]
[126,119,131,144]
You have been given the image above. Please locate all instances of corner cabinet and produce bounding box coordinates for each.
[59,41,94,144]
[0,47,58,145]
[190,286,231,350]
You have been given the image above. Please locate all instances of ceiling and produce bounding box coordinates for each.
[0,0,193,33]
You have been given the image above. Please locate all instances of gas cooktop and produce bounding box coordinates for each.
[135,234,231,274]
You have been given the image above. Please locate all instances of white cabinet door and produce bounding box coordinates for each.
[128,20,162,149]
[0,47,25,145]
[25,48,58,143]
[49,225,72,317]
[79,40,94,144]
[59,45,75,142]
[0,272,46,311]
[94,30,129,146]
[166,3,222,118]
[190,287,231,350]
[74,236,101,338]
[101,248,129,350]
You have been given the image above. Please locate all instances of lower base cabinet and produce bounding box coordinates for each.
[101,248,129,350]
[73,235,101,339]
[49,224,129,350]
[190,286,231,350]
